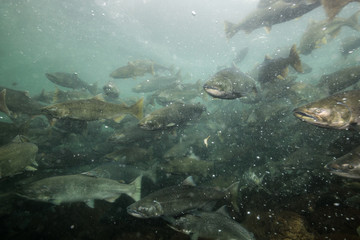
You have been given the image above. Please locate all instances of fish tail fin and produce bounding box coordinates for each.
[225,181,240,212]
[288,44,303,73]
[224,21,238,39]
[345,10,360,32]
[130,98,144,120]
[0,89,11,116]
[129,175,142,201]
[321,0,347,20]
[88,82,98,95]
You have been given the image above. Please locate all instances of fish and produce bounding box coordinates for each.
[149,82,202,106]
[18,174,142,208]
[103,147,153,167]
[257,44,303,86]
[325,145,360,179]
[158,157,214,177]
[0,87,44,117]
[340,36,360,57]
[127,176,239,218]
[316,65,360,95]
[81,162,156,183]
[45,72,97,95]
[110,59,171,79]
[299,10,360,55]
[0,136,38,178]
[0,121,29,145]
[102,81,120,99]
[139,102,205,130]
[233,47,249,66]
[132,71,181,93]
[108,124,163,145]
[33,89,93,104]
[293,89,360,129]
[167,206,255,240]
[224,0,321,39]
[321,0,360,20]
[203,67,258,100]
[41,95,143,122]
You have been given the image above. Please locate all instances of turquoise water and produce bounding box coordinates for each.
[1,1,360,239]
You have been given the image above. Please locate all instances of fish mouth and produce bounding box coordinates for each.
[127,207,147,218]
[293,109,319,122]
[45,73,57,81]
[203,85,225,98]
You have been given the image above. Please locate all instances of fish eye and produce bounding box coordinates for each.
[315,109,322,113]
[348,165,354,169]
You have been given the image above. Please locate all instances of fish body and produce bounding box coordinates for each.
[168,207,255,240]
[127,177,238,218]
[257,44,303,85]
[45,72,97,95]
[19,174,142,207]
[41,96,143,121]
[341,36,360,57]
[0,137,38,178]
[108,125,162,144]
[293,89,360,129]
[325,145,360,179]
[224,0,320,38]
[102,81,120,99]
[139,103,205,130]
[299,11,360,55]
[316,65,360,95]
[159,157,213,177]
[0,87,43,116]
[110,59,170,79]
[132,72,181,93]
[82,162,156,183]
[233,47,249,66]
[203,67,258,100]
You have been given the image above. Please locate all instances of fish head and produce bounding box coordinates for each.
[19,184,54,202]
[293,100,353,129]
[139,117,165,130]
[127,200,164,218]
[168,215,196,235]
[325,152,360,179]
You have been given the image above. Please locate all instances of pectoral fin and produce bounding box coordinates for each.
[85,199,95,208]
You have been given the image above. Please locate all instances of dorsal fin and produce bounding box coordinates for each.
[216,205,231,218]
[182,176,196,186]
[92,94,105,101]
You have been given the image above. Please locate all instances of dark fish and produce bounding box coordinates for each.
[341,36,360,57]
[224,0,320,38]
[316,65,360,95]
[293,89,360,129]
[158,157,213,177]
[108,124,163,144]
[132,72,181,93]
[233,47,249,66]
[325,145,360,179]
[127,177,239,218]
[82,162,156,183]
[19,175,142,208]
[257,44,303,85]
[203,67,258,100]
[321,0,360,20]
[41,95,143,122]
[102,81,120,99]
[149,82,202,106]
[110,59,171,79]
[168,206,255,240]
[0,136,38,178]
[0,87,44,117]
[45,72,97,95]
[298,11,360,55]
[139,102,205,131]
